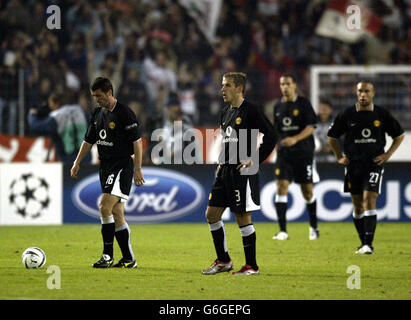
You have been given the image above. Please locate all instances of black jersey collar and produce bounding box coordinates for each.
[230,98,245,109]
[109,99,118,112]
[355,103,374,112]
[281,94,298,103]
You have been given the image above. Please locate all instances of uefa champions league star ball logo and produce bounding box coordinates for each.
[8,173,50,219]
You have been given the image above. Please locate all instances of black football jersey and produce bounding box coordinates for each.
[218,100,277,164]
[273,96,317,157]
[84,101,141,160]
[327,105,404,162]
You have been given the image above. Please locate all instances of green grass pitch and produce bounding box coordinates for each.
[0,222,410,300]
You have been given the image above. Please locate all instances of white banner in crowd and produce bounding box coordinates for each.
[178,0,222,45]
[0,163,62,225]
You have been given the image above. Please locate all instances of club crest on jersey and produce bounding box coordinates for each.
[293,109,299,116]
[109,122,115,129]
[275,168,280,175]
[235,117,242,125]
[374,120,381,127]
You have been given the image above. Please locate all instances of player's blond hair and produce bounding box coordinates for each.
[223,72,247,93]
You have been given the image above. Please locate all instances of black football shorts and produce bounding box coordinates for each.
[99,157,134,202]
[344,161,384,194]
[275,153,319,184]
[208,164,260,214]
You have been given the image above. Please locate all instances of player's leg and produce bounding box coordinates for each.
[93,193,119,268]
[205,206,230,263]
[351,193,365,249]
[362,191,378,253]
[300,183,319,240]
[202,206,233,275]
[112,201,137,268]
[355,165,382,254]
[273,179,290,240]
[232,212,259,275]
[295,158,319,239]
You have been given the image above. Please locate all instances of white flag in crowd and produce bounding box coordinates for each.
[178,0,222,45]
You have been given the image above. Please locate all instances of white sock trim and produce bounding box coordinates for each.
[306,196,316,204]
[352,211,364,219]
[275,195,288,203]
[101,215,114,224]
[240,224,255,237]
[364,210,377,217]
[209,220,224,231]
[115,223,128,232]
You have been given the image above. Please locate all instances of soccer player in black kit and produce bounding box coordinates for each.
[272,74,320,241]
[71,77,145,268]
[328,81,404,254]
[202,72,277,275]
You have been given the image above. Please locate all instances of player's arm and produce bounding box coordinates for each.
[71,108,98,179]
[133,138,145,186]
[327,110,348,165]
[374,110,406,165]
[70,141,93,179]
[327,137,348,165]
[373,134,405,165]
[281,125,315,147]
[250,106,278,164]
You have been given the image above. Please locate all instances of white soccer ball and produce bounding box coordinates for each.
[21,247,46,269]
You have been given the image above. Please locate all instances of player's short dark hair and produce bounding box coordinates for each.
[90,77,114,95]
[280,73,297,83]
[357,80,374,87]
[223,72,247,93]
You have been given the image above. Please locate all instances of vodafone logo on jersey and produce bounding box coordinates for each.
[72,167,205,222]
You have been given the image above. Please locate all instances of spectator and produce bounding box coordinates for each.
[314,100,335,162]
[28,91,91,163]
[0,61,18,135]
[154,97,202,164]
[142,50,177,116]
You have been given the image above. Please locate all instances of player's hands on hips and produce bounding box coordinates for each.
[134,168,145,186]
[280,137,298,147]
[71,163,80,179]
[337,156,349,166]
[373,153,390,166]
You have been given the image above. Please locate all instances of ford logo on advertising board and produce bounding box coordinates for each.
[72,167,205,222]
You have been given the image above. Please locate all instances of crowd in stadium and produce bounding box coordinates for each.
[0,0,410,139]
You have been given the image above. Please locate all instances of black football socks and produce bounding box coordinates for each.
[101,216,115,259]
[115,223,135,261]
[353,212,365,245]
[306,197,318,229]
[275,195,288,232]
[240,224,258,270]
[363,210,377,247]
[209,220,230,263]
